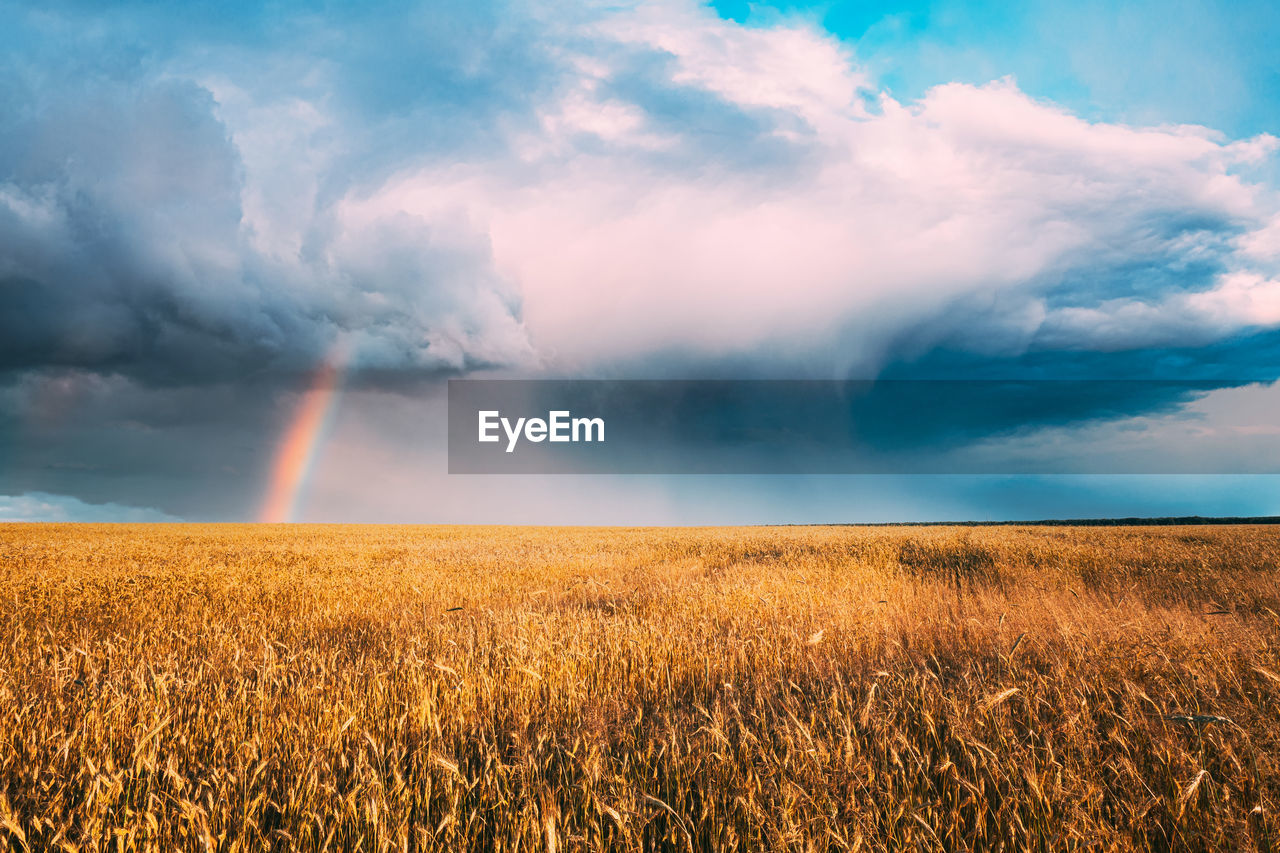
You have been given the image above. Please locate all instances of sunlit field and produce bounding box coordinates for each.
[2,524,1278,851]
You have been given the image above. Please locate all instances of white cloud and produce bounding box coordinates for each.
[1238,213,1280,263]
[597,1,871,133]
[1035,271,1280,351]
[339,2,1278,374]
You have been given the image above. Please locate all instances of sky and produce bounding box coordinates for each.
[1,0,1279,523]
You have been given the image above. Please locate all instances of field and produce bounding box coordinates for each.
[2,524,1279,852]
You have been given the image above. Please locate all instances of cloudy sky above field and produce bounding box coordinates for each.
[2,0,1280,522]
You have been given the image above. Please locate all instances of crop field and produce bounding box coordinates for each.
[1,523,1279,851]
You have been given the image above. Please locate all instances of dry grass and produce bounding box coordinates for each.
[1,523,1279,851]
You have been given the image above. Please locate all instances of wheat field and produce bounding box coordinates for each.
[1,523,1278,851]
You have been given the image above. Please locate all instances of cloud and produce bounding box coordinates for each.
[0,370,281,519]
[4,0,1278,390]
[0,27,535,387]
[344,7,1279,377]
[1032,271,1280,352]
[0,492,182,522]
[2,0,1280,522]
[1238,213,1280,263]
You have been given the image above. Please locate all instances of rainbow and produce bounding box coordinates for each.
[259,344,348,522]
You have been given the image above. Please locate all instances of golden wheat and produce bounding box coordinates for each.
[1,523,1278,851]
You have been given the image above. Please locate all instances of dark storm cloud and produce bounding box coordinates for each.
[0,371,285,519]
[0,2,544,389]
[446,378,1273,475]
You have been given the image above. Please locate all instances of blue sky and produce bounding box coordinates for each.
[1,0,1279,522]
[714,0,1280,138]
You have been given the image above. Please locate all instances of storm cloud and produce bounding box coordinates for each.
[2,0,1280,520]
[0,9,537,387]
[4,0,1279,388]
